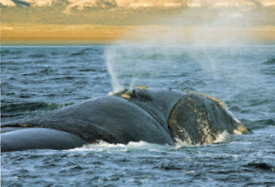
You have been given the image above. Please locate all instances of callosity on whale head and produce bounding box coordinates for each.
[1,87,250,152]
[168,91,250,145]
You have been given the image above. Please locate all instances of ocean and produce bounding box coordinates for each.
[1,45,275,186]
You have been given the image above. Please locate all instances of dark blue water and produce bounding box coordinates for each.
[1,45,275,186]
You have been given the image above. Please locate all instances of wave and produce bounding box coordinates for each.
[244,162,275,172]
[70,48,91,56]
[261,57,275,75]
[2,102,73,112]
[262,57,275,65]
[1,102,74,123]
[28,53,49,58]
[70,48,103,56]
[240,119,275,130]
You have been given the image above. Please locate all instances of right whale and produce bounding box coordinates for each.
[1,87,250,152]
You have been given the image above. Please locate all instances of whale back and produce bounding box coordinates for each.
[2,94,177,147]
[111,87,187,135]
[1,128,87,152]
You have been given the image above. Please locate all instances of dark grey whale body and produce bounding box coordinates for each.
[1,87,249,152]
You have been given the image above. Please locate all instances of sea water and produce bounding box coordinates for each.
[1,45,275,186]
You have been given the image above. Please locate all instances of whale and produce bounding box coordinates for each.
[1,87,250,152]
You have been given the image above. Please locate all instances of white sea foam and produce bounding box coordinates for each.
[173,130,231,149]
[68,140,168,152]
[69,129,232,152]
[214,131,231,143]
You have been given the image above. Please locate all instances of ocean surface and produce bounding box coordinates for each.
[1,45,275,186]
